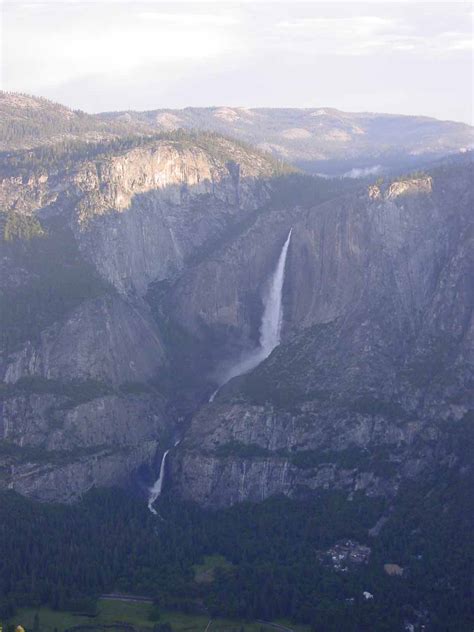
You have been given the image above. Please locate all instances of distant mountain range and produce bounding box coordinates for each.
[1,92,472,175]
[100,105,473,174]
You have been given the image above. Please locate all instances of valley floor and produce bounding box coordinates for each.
[8,599,310,632]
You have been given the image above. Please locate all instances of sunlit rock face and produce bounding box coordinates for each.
[0,137,277,295]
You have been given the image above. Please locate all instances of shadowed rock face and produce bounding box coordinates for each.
[167,162,473,507]
[0,294,169,502]
[3,295,166,386]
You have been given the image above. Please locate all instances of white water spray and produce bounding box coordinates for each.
[210,228,292,401]
[148,439,180,514]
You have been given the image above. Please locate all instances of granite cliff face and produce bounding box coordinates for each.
[72,138,275,294]
[0,94,472,508]
[1,135,277,294]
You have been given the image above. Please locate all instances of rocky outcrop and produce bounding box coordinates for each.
[4,440,160,503]
[72,139,276,294]
[73,139,275,222]
[0,172,60,216]
[0,372,168,502]
[385,175,432,199]
[2,295,166,386]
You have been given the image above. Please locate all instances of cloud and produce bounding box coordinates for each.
[3,5,242,92]
[137,12,240,26]
[278,16,395,32]
[275,15,401,56]
[343,165,383,178]
[18,2,49,9]
[2,2,472,124]
[274,14,473,57]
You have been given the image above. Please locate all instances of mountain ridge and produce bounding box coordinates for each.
[99,104,473,173]
[2,92,472,175]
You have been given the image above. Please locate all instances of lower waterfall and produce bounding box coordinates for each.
[210,228,292,401]
[148,439,180,514]
[147,449,170,514]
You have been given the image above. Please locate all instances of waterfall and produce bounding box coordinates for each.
[149,229,292,510]
[147,449,170,514]
[210,228,292,401]
[148,439,181,513]
[258,227,293,356]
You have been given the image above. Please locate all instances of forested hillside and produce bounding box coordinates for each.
[0,467,472,631]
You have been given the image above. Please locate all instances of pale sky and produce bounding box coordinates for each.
[1,0,473,123]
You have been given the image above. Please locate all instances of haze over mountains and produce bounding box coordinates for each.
[0,91,472,629]
[102,105,474,174]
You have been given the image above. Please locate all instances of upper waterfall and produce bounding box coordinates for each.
[259,227,293,356]
[210,228,292,400]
